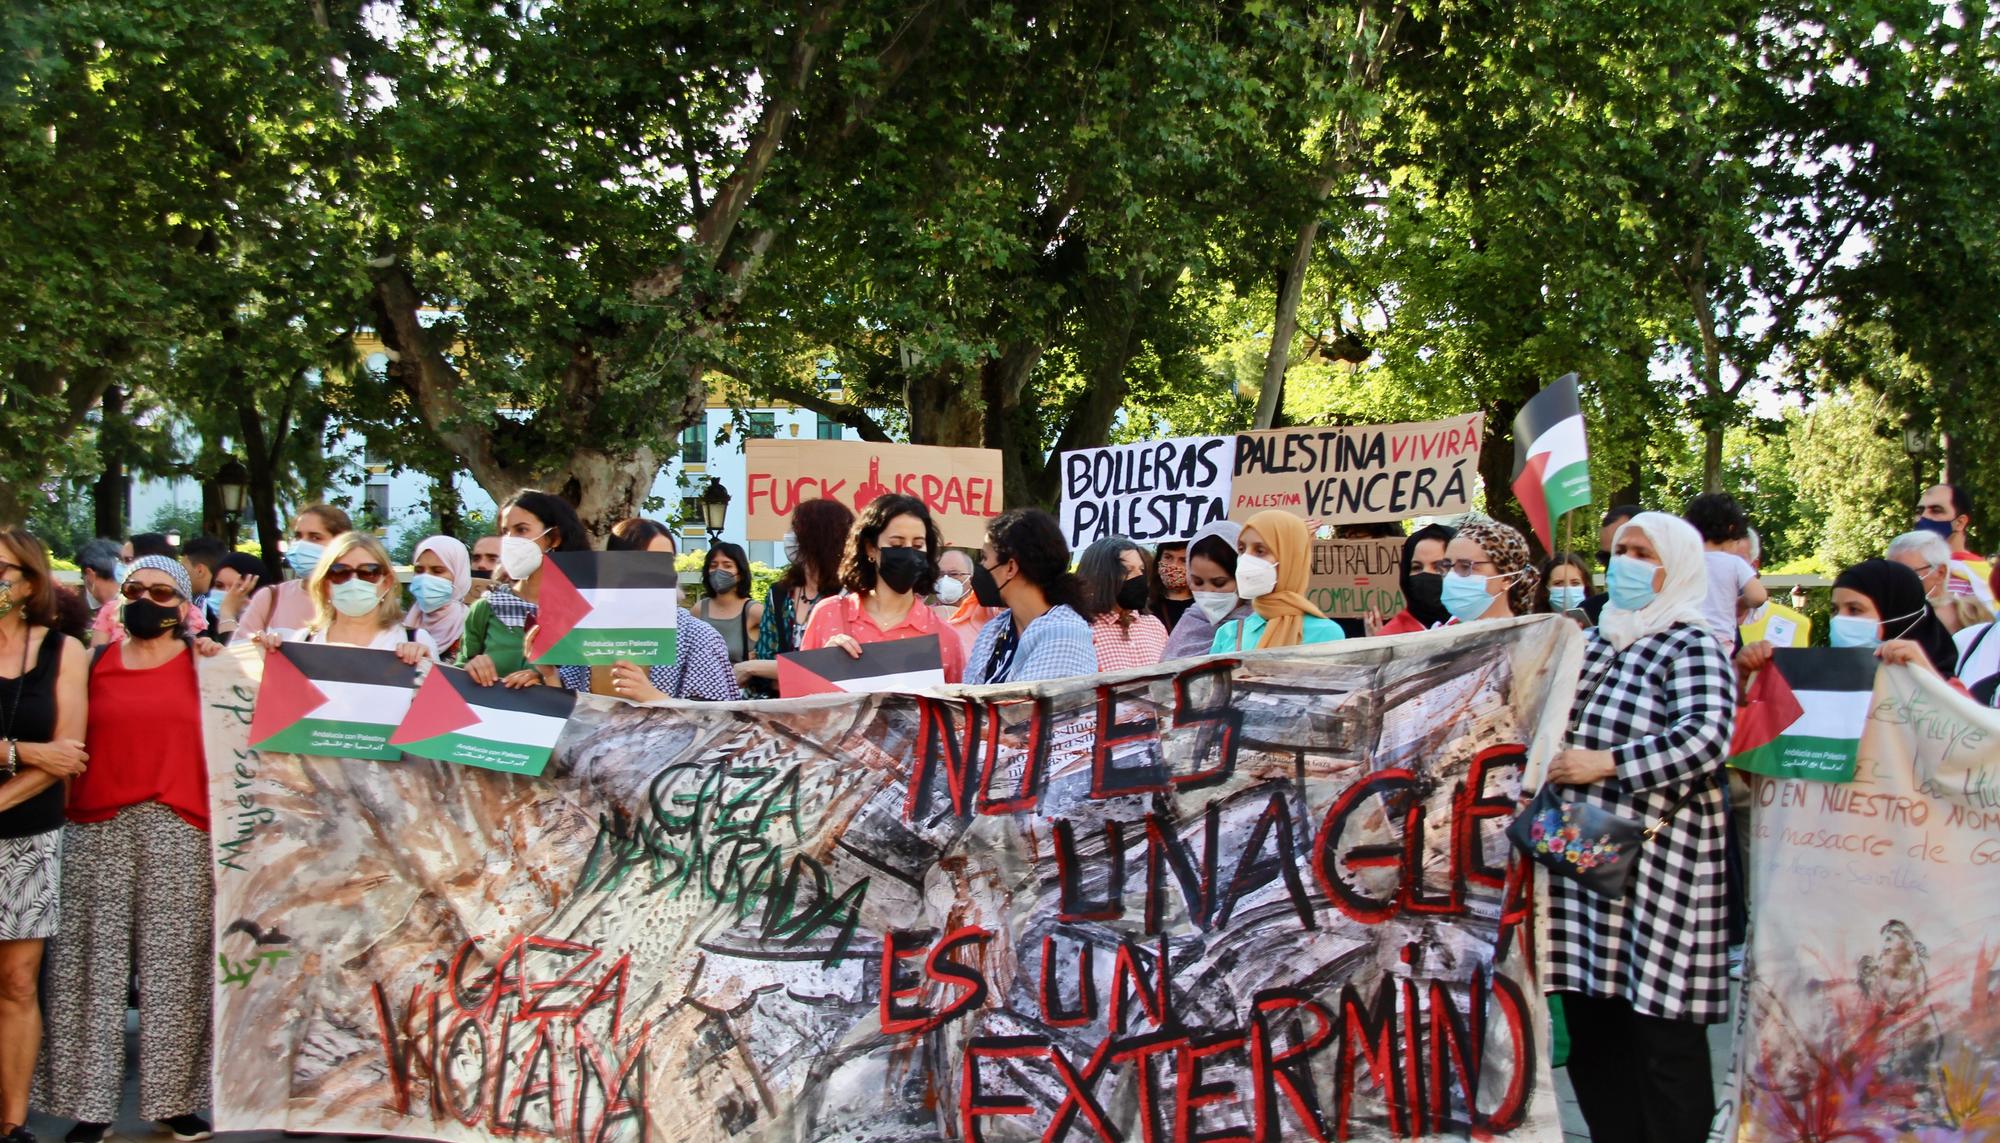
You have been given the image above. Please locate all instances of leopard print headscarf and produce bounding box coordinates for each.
[1456,519,1540,615]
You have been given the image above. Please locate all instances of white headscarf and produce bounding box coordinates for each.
[1597,511,1710,650]
[402,536,471,652]
[1185,520,1243,567]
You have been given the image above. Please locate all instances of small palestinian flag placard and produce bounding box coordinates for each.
[249,642,419,761]
[390,665,577,777]
[526,551,680,666]
[1729,647,1878,783]
[1511,372,1593,551]
[779,633,945,698]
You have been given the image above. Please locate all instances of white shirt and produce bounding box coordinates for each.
[292,625,440,659]
[1697,550,1755,655]
[1955,622,2000,688]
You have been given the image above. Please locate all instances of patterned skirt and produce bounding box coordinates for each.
[0,828,61,940]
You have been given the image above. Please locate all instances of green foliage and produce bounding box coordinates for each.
[1786,390,1914,573]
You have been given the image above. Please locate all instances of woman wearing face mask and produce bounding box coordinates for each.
[228,503,352,643]
[1162,523,1248,659]
[802,495,967,685]
[741,499,855,696]
[1536,553,1595,622]
[459,491,591,686]
[1077,538,1169,672]
[1436,520,1539,626]
[0,530,88,1143]
[403,536,471,661]
[1738,558,1961,689]
[1543,512,1736,1142]
[1150,542,1194,633]
[259,533,435,663]
[1373,524,1457,636]
[692,541,763,666]
[39,558,217,1143]
[1209,511,1344,653]
[965,510,1097,685]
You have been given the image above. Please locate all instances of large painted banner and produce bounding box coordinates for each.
[1718,662,2000,1139]
[204,616,1581,1143]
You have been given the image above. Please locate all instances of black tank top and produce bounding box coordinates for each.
[0,628,68,839]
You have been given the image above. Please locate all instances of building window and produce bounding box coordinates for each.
[815,413,843,440]
[678,496,703,532]
[680,423,707,465]
[748,411,777,439]
[363,483,391,529]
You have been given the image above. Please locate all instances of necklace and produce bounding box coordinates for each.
[0,627,32,777]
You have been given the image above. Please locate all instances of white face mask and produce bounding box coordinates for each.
[781,533,801,565]
[1193,590,1237,623]
[1235,555,1278,601]
[499,531,550,581]
[934,576,966,605]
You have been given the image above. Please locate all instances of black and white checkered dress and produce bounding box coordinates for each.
[1546,621,1736,1024]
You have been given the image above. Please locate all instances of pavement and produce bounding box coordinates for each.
[28,1005,1736,1143]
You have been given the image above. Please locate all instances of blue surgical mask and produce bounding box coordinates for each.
[330,578,384,618]
[1605,555,1660,611]
[286,540,325,580]
[1913,517,1955,541]
[1828,614,1881,649]
[111,560,130,586]
[1441,571,1498,622]
[1549,585,1588,613]
[409,573,456,613]
[205,588,225,612]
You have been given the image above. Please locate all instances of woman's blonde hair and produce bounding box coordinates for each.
[1945,593,1995,633]
[305,532,405,633]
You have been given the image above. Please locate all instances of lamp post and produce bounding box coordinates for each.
[215,458,250,548]
[1902,421,1932,500]
[701,477,731,544]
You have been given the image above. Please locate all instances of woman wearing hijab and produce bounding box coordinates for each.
[1543,512,1735,1143]
[1163,522,1246,659]
[1439,519,1539,625]
[1738,558,1962,689]
[1374,523,1456,635]
[1209,511,1344,653]
[404,536,471,660]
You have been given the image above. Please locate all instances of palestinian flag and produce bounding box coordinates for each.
[390,664,577,777]
[779,633,945,697]
[249,642,418,761]
[1511,373,1594,551]
[526,551,680,666]
[1729,647,1878,782]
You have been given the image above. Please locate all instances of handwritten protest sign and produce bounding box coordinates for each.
[1057,436,1232,548]
[1713,663,2000,1139]
[745,439,1002,548]
[204,617,1583,1143]
[1307,536,1406,619]
[1230,415,1483,525]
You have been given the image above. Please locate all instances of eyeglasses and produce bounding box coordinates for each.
[120,582,184,605]
[323,562,388,584]
[942,570,972,582]
[1407,559,1451,575]
[1443,559,1498,576]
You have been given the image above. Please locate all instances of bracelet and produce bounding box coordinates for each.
[3,738,16,778]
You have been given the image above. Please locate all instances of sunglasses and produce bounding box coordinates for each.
[120,582,184,605]
[323,562,389,585]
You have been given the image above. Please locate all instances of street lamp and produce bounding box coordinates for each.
[215,458,250,547]
[701,477,731,542]
[1903,421,1932,500]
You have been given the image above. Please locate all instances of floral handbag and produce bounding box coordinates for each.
[1505,778,1710,899]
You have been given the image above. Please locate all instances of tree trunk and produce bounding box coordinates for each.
[1702,422,1725,493]
[93,385,129,539]
[906,367,986,448]
[1256,237,1318,430]
[429,471,463,537]
[237,405,286,576]
[1479,394,1536,547]
[551,446,666,542]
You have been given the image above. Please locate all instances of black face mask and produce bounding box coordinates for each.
[1403,573,1449,627]
[1116,577,1151,612]
[121,598,181,640]
[971,562,1007,608]
[876,546,928,595]
[470,568,492,580]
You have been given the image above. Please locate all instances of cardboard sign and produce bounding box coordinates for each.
[1306,536,1406,619]
[1230,414,1483,524]
[1057,436,1232,549]
[744,439,1003,548]
[203,617,1585,1143]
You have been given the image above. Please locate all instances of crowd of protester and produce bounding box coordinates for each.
[0,477,1994,1143]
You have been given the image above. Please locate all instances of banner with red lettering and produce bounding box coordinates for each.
[744,439,1003,548]
[1231,416,1483,525]
[203,617,1582,1143]
[1713,662,2000,1140]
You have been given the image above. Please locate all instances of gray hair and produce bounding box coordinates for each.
[1887,530,1952,570]
[76,538,121,577]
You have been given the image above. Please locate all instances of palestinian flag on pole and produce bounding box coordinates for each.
[249,642,418,761]
[390,664,577,777]
[779,633,946,698]
[1511,372,1594,551]
[1729,647,1878,782]
[526,551,680,666]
